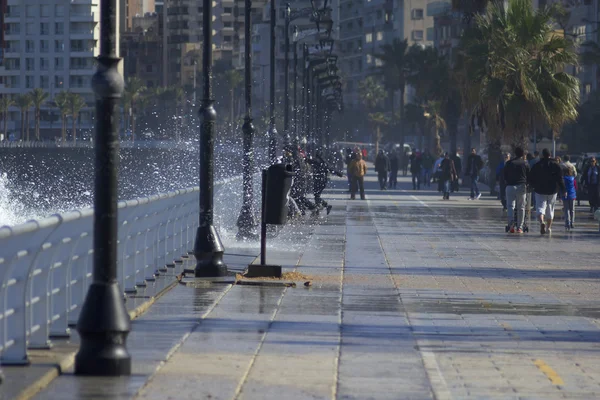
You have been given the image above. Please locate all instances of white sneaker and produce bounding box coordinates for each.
[476,194,482,200]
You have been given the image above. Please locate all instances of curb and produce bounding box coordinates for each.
[13,277,181,400]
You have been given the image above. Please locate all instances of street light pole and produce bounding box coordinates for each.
[284,3,291,145]
[193,0,227,277]
[268,0,277,163]
[75,0,131,376]
[236,0,258,240]
[293,39,298,144]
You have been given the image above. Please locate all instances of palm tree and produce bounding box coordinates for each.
[459,0,580,151]
[0,96,14,140]
[16,94,33,141]
[30,88,49,141]
[404,103,427,151]
[123,77,146,141]
[359,76,387,153]
[374,39,410,147]
[223,69,243,137]
[54,91,70,142]
[66,93,86,143]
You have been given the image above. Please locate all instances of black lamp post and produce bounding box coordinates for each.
[284,3,291,144]
[236,0,258,240]
[268,0,277,163]
[75,0,131,376]
[193,0,227,277]
[293,26,299,144]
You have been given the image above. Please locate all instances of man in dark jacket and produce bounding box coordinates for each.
[503,148,529,233]
[410,151,422,190]
[388,150,400,189]
[528,148,567,234]
[375,150,390,190]
[440,152,457,200]
[583,156,600,212]
[466,148,484,200]
[306,150,342,214]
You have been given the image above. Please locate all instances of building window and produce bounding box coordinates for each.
[26,58,35,71]
[6,76,20,88]
[6,41,20,53]
[41,22,50,35]
[55,57,64,70]
[412,8,424,19]
[376,10,382,19]
[375,59,382,67]
[55,23,64,35]
[26,40,35,53]
[427,27,434,41]
[6,23,20,35]
[146,64,153,72]
[54,76,64,88]
[55,4,65,17]
[55,40,65,52]
[26,76,35,89]
[5,58,20,71]
[40,58,49,71]
[40,76,49,89]
[224,21,232,28]
[412,30,424,41]
[26,5,36,17]
[367,54,372,64]
[6,5,20,17]
[40,40,49,53]
[224,7,232,13]
[41,5,51,17]
[365,33,372,43]
[376,31,383,41]
[26,23,35,35]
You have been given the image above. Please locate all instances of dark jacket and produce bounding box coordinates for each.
[466,154,483,177]
[389,152,399,171]
[503,158,529,186]
[375,153,390,172]
[440,158,457,181]
[528,158,565,195]
[410,154,422,174]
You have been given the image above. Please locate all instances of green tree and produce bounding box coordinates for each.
[30,88,49,141]
[359,76,387,153]
[0,96,14,140]
[66,93,86,143]
[16,94,33,141]
[459,0,580,151]
[54,91,70,142]
[123,77,146,141]
[374,39,410,147]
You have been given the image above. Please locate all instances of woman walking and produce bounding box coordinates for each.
[563,165,577,230]
[440,153,457,200]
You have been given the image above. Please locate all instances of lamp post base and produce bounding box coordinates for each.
[75,282,131,376]
[193,225,228,277]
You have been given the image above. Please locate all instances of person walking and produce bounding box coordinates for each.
[583,156,600,213]
[451,152,462,193]
[440,152,457,200]
[375,150,390,190]
[401,150,409,177]
[528,148,566,235]
[562,164,577,230]
[388,149,399,189]
[562,155,577,176]
[421,150,434,188]
[434,153,444,192]
[410,150,422,190]
[503,148,529,233]
[349,152,367,200]
[466,148,484,200]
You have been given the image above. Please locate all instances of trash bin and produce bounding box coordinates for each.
[264,164,295,225]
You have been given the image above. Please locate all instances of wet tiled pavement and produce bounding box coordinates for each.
[27,169,600,400]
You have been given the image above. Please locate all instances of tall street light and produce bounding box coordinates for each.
[193,0,227,277]
[236,0,258,240]
[284,3,291,145]
[293,26,299,144]
[75,0,131,376]
[268,0,277,163]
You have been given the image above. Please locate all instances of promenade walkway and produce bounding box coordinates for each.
[22,168,600,399]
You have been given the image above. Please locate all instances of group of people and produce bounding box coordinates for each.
[498,148,577,233]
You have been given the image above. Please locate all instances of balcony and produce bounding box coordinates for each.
[70,12,96,22]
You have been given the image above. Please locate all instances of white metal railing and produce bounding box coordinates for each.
[0,187,201,365]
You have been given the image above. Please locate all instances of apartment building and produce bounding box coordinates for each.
[339,0,450,108]
[0,0,100,139]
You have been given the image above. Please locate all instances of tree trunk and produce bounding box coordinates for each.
[20,110,24,140]
[72,116,76,143]
[230,88,235,138]
[434,127,442,156]
[3,110,8,139]
[448,114,458,156]
[486,137,502,196]
[398,87,405,148]
[35,108,40,141]
[25,110,29,141]
[62,115,66,142]
[132,113,136,142]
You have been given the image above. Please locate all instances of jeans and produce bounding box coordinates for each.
[412,173,420,190]
[536,193,557,220]
[351,176,365,200]
[422,168,431,187]
[563,199,575,226]
[443,179,451,197]
[470,175,480,198]
[377,171,387,189]
[506,184,527,229]
[389,169,398,188]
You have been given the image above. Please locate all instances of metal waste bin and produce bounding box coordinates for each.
[264,164,295,225]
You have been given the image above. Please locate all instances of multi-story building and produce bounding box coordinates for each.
[120,0,156,33]
[121,13,163,89]
[0,0,100,139]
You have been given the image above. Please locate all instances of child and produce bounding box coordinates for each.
[563,165,577,230]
